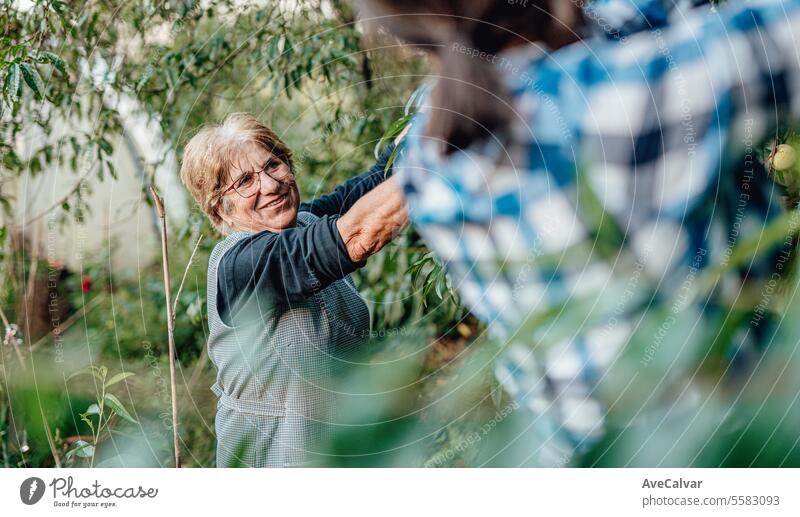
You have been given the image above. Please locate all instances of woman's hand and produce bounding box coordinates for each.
[336,177,408,263]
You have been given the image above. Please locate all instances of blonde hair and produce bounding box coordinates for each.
[179,112,295,232]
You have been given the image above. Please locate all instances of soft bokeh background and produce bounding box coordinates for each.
[2,0,800,467]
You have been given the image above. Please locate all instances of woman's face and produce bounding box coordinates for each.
[217,141,300,233]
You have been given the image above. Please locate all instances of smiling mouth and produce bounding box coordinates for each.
[258,193,288,210]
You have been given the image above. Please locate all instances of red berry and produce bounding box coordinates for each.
[81,275,92,294]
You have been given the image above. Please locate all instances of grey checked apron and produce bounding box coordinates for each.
[207,211,370,467]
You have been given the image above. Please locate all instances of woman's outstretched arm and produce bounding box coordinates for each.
[336,176,409,262]
[301,127,410,217]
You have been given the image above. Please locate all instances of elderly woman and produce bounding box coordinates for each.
[180,113,408,467]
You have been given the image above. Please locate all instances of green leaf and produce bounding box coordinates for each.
[105,160,117,179]
[375,114,412,159]
[42,52,67,75]
[574,166,625,259]
[266,35,280,61]
[20,63,44,99]
[0,197,12,217]
[104,371,134,389]
[29,156,41,175]
[80,403,100,435]
[67,367,103,383]
[136,64,154,92]
[79,415,96,435]
[383,144,401,177]
[4,63,20,100]
[404,88,423,116]
[68,440,95,459]
[98,138,113,155]
[697,208,800,297]
[103,393,138,424]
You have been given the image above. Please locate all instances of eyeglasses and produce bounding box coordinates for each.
[220,158,294,199]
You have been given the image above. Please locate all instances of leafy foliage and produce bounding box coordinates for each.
[64,366,137,467]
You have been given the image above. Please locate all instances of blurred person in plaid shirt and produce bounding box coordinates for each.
[360,0,800,465]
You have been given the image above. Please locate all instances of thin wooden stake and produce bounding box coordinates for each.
[172,234,203,324]
[150,185,181,468]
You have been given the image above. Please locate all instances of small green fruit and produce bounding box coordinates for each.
[771,144,797,171]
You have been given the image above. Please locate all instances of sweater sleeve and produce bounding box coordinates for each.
[217,214,365,325]
[300,142,398,217]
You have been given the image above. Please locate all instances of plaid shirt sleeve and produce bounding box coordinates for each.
[585,0,676,39]
[397,0,800,465]
[585,0,720,40]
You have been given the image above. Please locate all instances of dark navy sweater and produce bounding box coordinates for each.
[217,143,397,325]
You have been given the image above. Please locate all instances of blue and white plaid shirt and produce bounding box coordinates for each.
[585,0,712,40]
[397,0,800,465]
